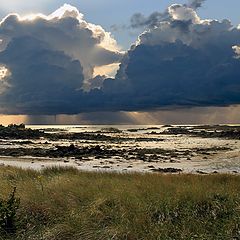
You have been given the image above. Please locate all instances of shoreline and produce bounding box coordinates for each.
[0,156,239,175]
[0,124,239,174]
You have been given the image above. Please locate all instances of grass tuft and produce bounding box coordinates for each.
[0,167,239,239]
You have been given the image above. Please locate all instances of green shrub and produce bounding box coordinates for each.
[0,187,20,234]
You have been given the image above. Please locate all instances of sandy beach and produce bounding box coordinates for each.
[0,124,239,174]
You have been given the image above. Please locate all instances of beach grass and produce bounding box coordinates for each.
[0,166,239,239]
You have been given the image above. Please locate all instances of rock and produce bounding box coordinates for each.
[148,165,155,168]
[102,166,111,169]
[0,124,44,139]
[196,170,208,174]
[151,168,182,173]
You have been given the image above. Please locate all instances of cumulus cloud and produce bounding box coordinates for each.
[130,12,168,29]
[130,0,205,30]
[0,4,123,113]
[0,35,86,114]
[0,65,10,94]
[233,45,240,58]
[102,4,240,110]
[0,3,240,115]
[0,4,123,86]
[187,0,206,10]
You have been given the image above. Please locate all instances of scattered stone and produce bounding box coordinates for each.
[0,124,44,140]
[100,127,122,133]
[151,168,182,173]
[196,170,208,174]
[162,125,240,140]
[163,125,172,128]
[146,127,160,130]
[148,165,155,168]
[127,129,136,132]
[102,166,110,169]
[170,159,178,163]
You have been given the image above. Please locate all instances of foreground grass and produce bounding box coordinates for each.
[0,167,239,239]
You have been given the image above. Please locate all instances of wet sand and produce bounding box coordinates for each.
[0,124,239,173]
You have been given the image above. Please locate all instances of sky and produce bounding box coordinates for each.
[0,0,240,124]
[1,105,240,125]
[0,0,239,49]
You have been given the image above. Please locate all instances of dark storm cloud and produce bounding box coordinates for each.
[0,3,240,115]
[130,11,168,29]
[0,4,122,83]
[0,36,86,114]
[0,4,123,114]
[187,0,206,10]
[102,42,240,110]
[101,4,240,111]
[130,0,205,29]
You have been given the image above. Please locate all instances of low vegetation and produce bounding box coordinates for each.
[0,166,239,239]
